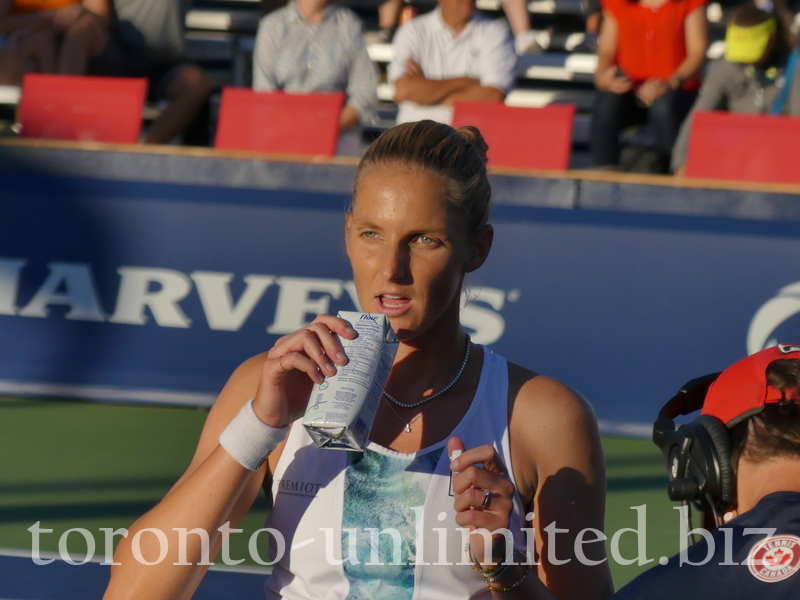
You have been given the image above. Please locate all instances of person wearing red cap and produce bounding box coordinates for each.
[613,343,800,599]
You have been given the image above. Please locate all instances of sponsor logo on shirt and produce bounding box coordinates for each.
[278,479,323,497]
[748,535,800,583]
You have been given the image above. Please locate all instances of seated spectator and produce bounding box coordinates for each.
[388,0,517,125]
[0,0,110,84]
[92,0,212,145]
[672,2,800,175]
[252,0,378,134]
[591,0,708,172]
[369,0,541,54]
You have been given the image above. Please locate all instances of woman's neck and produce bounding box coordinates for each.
[386,308,470,405]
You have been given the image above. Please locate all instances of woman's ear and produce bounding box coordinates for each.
[465,224,493,273]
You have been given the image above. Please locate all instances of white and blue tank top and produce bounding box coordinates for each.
[263,348,528,600]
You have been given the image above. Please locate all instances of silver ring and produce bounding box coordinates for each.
[481,488,491,509]
[278,355,289,372]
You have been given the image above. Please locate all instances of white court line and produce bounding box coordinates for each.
[597,420,651,439]
[0,548,271,575]
[0,380,216,408]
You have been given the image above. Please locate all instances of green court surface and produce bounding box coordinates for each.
[0,396,682,591]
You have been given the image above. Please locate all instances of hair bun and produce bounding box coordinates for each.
[455,125,489,166]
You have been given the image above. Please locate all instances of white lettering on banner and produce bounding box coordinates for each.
[0,257,510,344]
[109,267,193,328]
[191,272,275,331]
[747,281,800,355]
[0,258,26,315]
[461,287,506,345]
[267,277,344,335]
[18,262,105,321]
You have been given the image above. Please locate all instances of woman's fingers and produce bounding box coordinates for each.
[265,351,324,385]
[453,485,513,514]
[452,465,516,499]
[306,322,349,366]
[449,443,508,476]
[269,315,357,373]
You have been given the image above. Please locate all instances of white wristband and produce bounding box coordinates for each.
[219,399,289,470]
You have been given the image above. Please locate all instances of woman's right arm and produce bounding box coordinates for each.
[594,13,631,94]
[103,356,276,600]
[104,315,355,600]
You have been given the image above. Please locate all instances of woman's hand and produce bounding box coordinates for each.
[448,437,518,568]
[636,78,668,106]
[594,66,632,94]
[252,315,356,428]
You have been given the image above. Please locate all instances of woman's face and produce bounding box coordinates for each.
[346,166,488,340]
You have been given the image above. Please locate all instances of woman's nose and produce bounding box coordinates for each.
[379,244,410,282]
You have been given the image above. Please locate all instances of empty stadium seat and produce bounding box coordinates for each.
[215,87,345,156]
[19,74,147,143]
[452,102,576,170]
[685,111,800,185]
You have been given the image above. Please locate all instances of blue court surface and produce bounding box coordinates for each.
[0,550,270,600]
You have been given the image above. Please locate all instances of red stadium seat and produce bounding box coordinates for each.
[215,88,345,157]
[452,102,576,171]
[19,74,147,144]
[686,111,800,185]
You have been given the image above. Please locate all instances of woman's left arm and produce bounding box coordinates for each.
[510,371,613,600]
[450,370,613,600]
[669,5,708,86]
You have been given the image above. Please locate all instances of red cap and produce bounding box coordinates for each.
[702,344,800,427]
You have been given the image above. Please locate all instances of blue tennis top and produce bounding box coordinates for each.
[612,492,800,600]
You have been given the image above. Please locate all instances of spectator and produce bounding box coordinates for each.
[591,0,708,171]
[0,0,110,83]
[389,0,517,125]
[252,0,379,134]
[368,0,542,54]
[92,0,212,145]
[672,3,800,175]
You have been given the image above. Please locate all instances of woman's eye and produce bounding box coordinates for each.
[362,231,378,239]
[418,236,435,245]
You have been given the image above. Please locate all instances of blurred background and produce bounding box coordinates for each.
[2,0,800,596]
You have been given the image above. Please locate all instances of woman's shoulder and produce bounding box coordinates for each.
[503,361,602,500]
[506,360,594,427]
[505,362,599,457]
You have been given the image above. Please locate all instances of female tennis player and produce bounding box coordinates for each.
[104,120,613,600]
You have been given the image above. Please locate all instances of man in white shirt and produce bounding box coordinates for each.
[388,0,517,124]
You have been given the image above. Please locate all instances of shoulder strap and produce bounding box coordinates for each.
[770,49,800,115]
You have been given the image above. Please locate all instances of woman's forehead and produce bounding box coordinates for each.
[352,169,451,223]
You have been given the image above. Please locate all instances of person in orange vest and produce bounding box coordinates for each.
[0,0,110,84]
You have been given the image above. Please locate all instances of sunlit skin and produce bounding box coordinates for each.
[346,167,491,345]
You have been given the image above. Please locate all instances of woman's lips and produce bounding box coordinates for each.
[376,295,412,317]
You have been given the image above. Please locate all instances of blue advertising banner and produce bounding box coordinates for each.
[2,144,800,433]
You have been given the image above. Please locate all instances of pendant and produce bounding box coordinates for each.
[404,424,411,433]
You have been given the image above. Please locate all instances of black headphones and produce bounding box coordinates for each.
[652,372,737,518]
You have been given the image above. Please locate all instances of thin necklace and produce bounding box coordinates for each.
[383,395,441,433]
[382,335,472,409]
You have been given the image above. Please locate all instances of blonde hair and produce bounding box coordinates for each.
[353,120,491,235]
